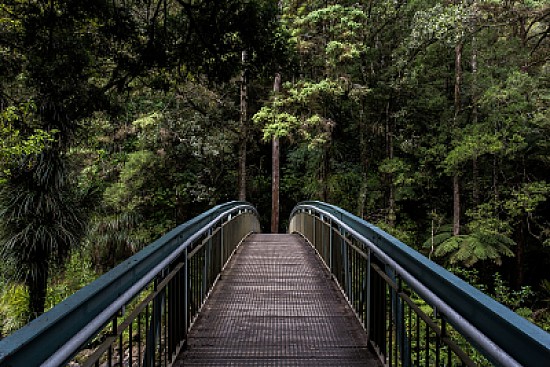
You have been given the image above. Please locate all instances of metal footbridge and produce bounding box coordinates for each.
[0,202,549,366]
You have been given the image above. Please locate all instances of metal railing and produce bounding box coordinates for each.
[0,201,260,367]
[289,201,550,367]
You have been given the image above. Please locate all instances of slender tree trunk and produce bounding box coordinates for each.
[271,73,281,233]
[357,107,369,218]
[452,41,463,236]
[472,157,479,206]
[271,138,280,233]
[319,150,329,202]
[515,219,526,288]
[471,3,480,207]
[385,100,395,226]
[452,175,461,235]
[238,50,248,201]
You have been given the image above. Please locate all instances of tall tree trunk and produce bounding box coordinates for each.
[238,50,248,201]
[471,3,480,207]
[385,100,395,226]
[357,107,369,218]
[452,41,463,236]
[472,157,479,206]
[271,73,281,233]
[271,137,280,233]
[515,218,526,288]
[452,175,461,236]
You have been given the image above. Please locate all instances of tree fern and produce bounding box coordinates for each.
[425,223,515,267]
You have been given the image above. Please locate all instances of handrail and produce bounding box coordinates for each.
[0,201,259,367]
[290,201,550,366]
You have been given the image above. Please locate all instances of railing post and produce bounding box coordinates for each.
[221,222,225,269]
[203,230,211,304]
[313,212,316,248]
[144,275,164,367]
[329,219,333,272]
[184,247,189,343]
[366,248,371,342]
[319,214,323,256]
[396,276,410,367]
[342,228,349,297]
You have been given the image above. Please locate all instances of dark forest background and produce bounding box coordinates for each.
[1,0,549,336]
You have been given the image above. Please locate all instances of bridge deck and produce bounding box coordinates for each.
[175,233,381,366]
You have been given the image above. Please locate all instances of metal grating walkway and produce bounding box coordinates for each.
[174,234,381,366]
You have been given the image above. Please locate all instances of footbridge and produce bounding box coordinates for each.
[0,202,549,366]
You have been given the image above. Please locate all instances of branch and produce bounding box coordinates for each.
[529,26,550,55]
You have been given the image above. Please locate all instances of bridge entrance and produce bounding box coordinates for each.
[176,233,381,366]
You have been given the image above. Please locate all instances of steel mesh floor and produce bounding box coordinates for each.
[174,234,381,366]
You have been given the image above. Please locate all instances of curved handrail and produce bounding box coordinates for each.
[290,201,550,367]
[0,201,259,366]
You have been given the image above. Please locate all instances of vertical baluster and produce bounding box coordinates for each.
[407,301,412,367]
[366,249,371,341]
[184,247,189,343]
[388,283,393,367]
[220,224,224,270]
[164,286,168,367]
[415,312,420,366]
[435,316,441,367]
[329,222,333,272]
[425,321,429,367]
[117,315,123,367]
[129,316,133,366]
[138,306,142,367]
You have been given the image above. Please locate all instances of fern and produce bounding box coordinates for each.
[422,224,453,249]
[426,223,516,267]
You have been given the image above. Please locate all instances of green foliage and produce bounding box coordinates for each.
[0,283,29,336]
[0,102,56,183]
[406,3,468,48]
[0,0,549,336]
[253,107,299,140]
[376,219,418,248]
[424,223,516,267]
[443,129,503,172]
[450,267,536,327]
[295,4,367,68]
[86,212,141,273]
[0,250,97,336]
[253,78,343,146]
[45,250,97,310]
[492,272,533,310]
[504,181,550,218]
[378,158,419,201]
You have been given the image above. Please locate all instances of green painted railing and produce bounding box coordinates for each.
[290,201,550,367]
[0,201,259,367]
[2,200,549,366]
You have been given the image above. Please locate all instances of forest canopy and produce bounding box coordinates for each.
[1,0,549,336]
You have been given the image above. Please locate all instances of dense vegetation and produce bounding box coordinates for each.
[1,0,549,337]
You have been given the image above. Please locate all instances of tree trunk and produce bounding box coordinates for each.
[471,5,480,207]
[271,73,281,233]
[452,175,461,236]
[357,108,369,218]
[271,137,280,233]
[472,157,479,206]
[452,41,463,236]
[27,265,49,320]
[319,150,329,202]
[515,219,526,288]
[238,50,248,201]
[385,100,395,226]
